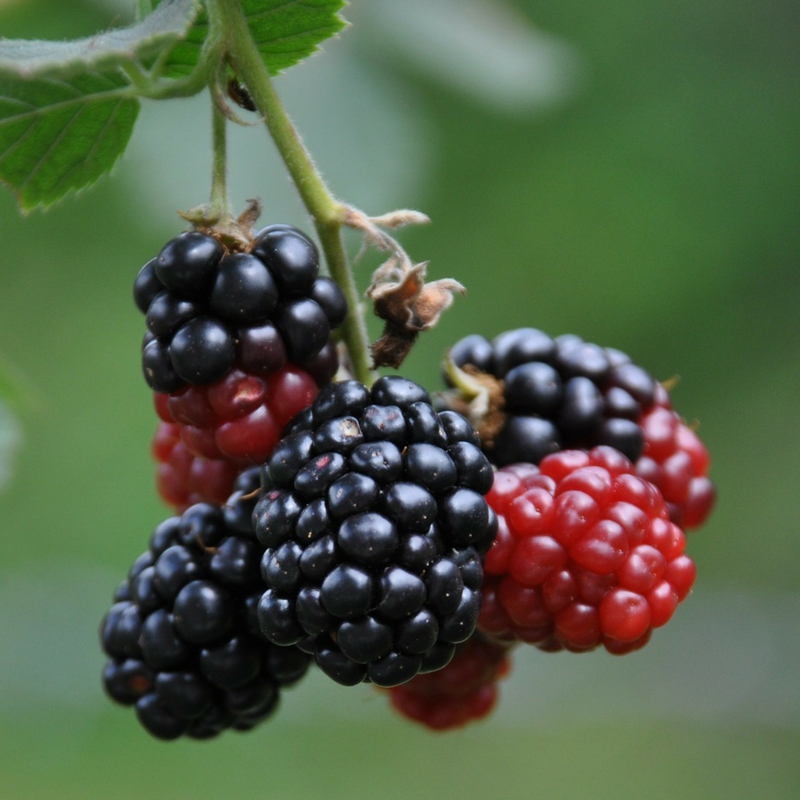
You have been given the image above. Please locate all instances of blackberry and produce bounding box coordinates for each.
[444,328,659,464]
[134,225,346,392]
[479,447,697,654]
[386,634,513,730]
[254,377,497,688]
[100,480,311,740]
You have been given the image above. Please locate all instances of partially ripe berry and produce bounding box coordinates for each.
[134,224,347,391]
[479,447,696,654]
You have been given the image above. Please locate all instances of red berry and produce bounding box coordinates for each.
[480,447,696,654]
[168,385,218,427]
[153,393,173,423]
[206,369,268,418]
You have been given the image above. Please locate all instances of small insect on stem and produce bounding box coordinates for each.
[227,78,257,112]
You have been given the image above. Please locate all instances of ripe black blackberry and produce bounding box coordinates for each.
[444,328,659,466]
[134,224,346,392]
[100,470,311,740]
[254,376,497,688]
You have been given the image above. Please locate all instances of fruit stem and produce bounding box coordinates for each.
[210,96,231,220]
[210,0,376,387]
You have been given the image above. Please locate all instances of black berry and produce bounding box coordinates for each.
[254,377,495,688]
[100,488,311,740]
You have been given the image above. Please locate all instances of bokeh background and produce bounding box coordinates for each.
[1,0,798,798]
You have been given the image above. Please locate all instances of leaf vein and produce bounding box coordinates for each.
[0,95,36,111]
[0,118,37,162]
[48,98,126,195]
[16,104,86,194]
[0,86,133,124]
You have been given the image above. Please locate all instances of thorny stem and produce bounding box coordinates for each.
[210,0,376,387]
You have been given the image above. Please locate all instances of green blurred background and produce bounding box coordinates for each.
[1,0,798,797]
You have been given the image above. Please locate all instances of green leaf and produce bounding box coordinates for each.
[243,0,348,75]
[155,0,348,77]
[0,0,201,80]
[0,71,139,210]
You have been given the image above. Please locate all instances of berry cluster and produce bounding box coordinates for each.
[101,470,311,740]
[478,447,696,654]
[136,222,346,512]
[386,634,513,730]
[255,376,497,687]
[103,208,715,738]
[135,225,346,393]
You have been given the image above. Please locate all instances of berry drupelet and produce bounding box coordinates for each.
[636,384,716,529]
[135,224,346,393]
[100,471,311,740]
[478,447,696,654]
[254,376,498,688]
[386,634,513,730]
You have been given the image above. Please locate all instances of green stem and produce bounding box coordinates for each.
[211,0,376,386]
[210,96,230,219]
[129,10,225,100]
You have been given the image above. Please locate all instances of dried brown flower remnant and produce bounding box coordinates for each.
[368,257,465,368]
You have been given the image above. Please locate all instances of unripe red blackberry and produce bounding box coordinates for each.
[254,377,497,688]
[134,225,346,393]
[479,447,696,654]
[386,634,513,730]
[100,481,311,740]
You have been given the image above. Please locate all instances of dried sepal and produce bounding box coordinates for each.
[177,198,263,252]
[439,357,506,448]
[367,257,465,369]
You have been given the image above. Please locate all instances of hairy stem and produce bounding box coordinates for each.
[211,0,376,386]
[210,96,230,219]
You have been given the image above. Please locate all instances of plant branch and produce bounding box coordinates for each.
[210,0,375,386]
[210,90,230,219]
